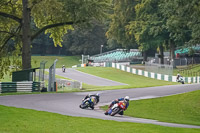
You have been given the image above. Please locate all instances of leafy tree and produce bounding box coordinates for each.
[106,0,138,48]
[160,0,192,60]
[32,32,54,55]
[127,0,200,63]
[62,21,108,55]
[0,0,110,78]
[126,0,169,63]
[161,0,200,46]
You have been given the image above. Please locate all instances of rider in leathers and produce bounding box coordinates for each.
[105,96,129,115]
[83,93,100,109]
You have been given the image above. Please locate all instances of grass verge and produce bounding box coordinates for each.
[32,55,81,68]
[101,90,200,126]
[0,105,199,133]
[77,67,177,90]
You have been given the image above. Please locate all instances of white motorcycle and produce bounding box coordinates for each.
[177,76,184,84]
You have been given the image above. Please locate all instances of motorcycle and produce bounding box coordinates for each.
[177,76,184,84]
[62,68,65,72]
[79,97,96,109]
[105,101,126,116]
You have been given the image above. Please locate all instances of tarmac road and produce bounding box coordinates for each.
[54,68,127,86]
[1,68,200,128]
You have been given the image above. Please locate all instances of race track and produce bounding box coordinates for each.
[0,68,200,128]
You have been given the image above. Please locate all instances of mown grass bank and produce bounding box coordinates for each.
[77,67,177,90]
[32,55,81,68]
[0,105,199,133]
[102,90,200,126]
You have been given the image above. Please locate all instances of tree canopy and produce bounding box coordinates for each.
[1,0,200,79]
[106,0,138,48]
[125,0,200,62]
[0,0,111,78]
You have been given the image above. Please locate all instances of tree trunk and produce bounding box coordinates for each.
[143,50,147,62]
[169,40,175,60]
[159,45,164,64]
[22,0,31,69]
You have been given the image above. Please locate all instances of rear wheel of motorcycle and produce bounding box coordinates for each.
[80,102,89,109]
[111,107,121,116]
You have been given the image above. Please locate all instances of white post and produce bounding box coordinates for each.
[100,45,103,54]
[82,54,84,64]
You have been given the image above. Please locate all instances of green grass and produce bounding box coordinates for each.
[77,67,177,90]
[0,73,12,82]
[125,90,200,126]
[0,105,199,133]
[32,55,81,68]
[174,64,200,77]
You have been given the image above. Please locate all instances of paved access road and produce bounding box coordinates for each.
[54,68,127,86]
[0,83,200,128]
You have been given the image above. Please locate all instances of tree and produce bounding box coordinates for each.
[126,0,169,63]
[0,0,110,78]
[161,0,200,46]
[160,0,192,60]
[62,21,108,55]
[106,0,138,48]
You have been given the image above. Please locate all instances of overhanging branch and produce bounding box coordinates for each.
[0,25,22,53]
[31,21,74,41]
[0,35,14,53]
[0,11,22,23]
[0,30,18,36]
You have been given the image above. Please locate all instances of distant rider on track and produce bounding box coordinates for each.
[62,65,66,72]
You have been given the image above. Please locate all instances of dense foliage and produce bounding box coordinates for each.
[0,0,111,78]
[1,0,200,79]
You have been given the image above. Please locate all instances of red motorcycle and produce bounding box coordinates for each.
[105,101,126,116]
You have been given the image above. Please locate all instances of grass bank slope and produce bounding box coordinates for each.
[32,55,81,68]
[126,90,200,126]
[0,105,199,133]
[78,67,177,90]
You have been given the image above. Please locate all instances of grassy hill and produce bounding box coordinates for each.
[0,105,199,133]
[32,55,81,68]
[102,90,200,126]
[78,67,177,90]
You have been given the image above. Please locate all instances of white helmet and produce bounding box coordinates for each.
[96,93,100,97]
[124,96,129,102]
[177,73,180,76]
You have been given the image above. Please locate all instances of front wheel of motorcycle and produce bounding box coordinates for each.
[110,107,121,116]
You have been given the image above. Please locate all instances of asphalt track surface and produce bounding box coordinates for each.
[54,68,127,86]
[0,68,200,129]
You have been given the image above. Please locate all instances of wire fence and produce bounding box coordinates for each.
[145,62,173,76]
[176,64,200,77]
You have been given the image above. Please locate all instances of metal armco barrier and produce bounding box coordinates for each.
[0,81,40,93]
[111,62,200,84]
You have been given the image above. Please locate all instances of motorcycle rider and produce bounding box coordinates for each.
[82,93,100,109]
[62,65,66,72]
[176,73,181,81]
[105,96,129,115]
[176,73,185,84]
[176,73,183,82]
